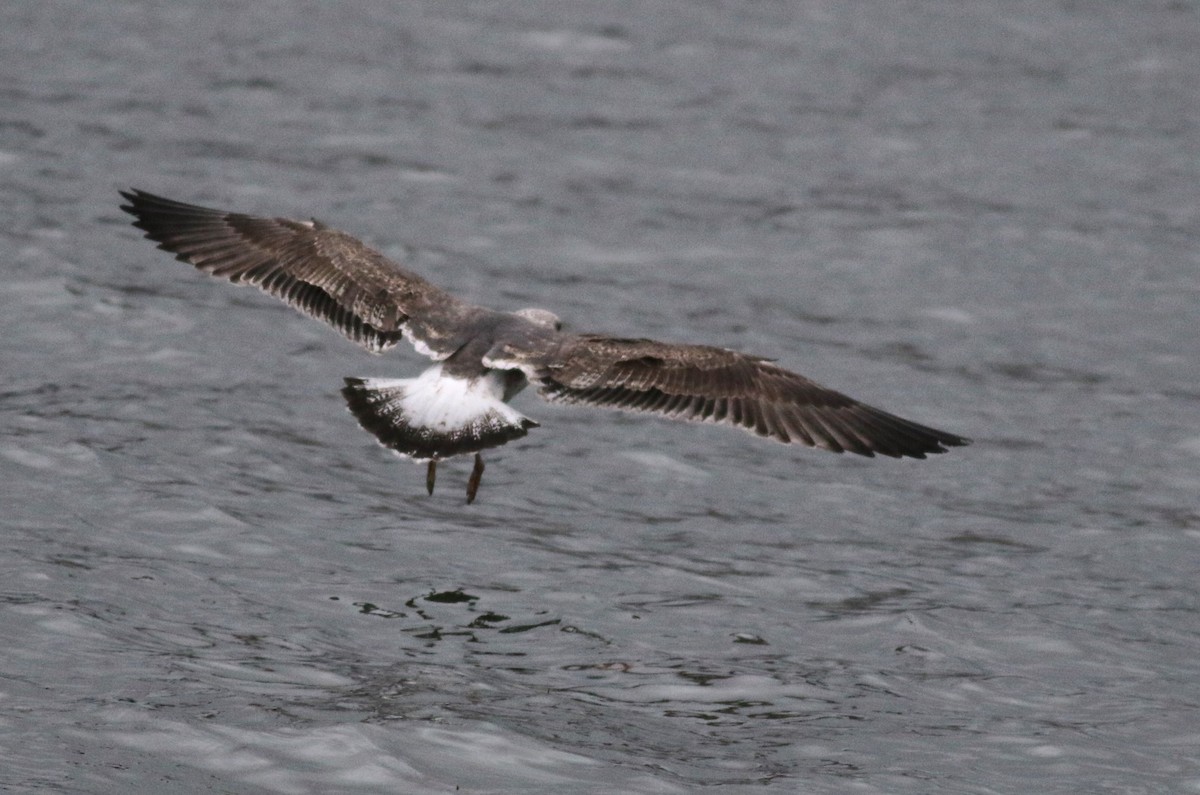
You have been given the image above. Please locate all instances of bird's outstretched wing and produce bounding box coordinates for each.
[119,189,486,357]
[529,335,969,458]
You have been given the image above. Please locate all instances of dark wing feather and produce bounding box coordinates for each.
[533,335,969,458]
[119,189,485,356]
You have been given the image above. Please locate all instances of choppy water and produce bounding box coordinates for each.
[3,2,1200,792]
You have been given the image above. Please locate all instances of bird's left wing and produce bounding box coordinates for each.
[120,189,487,357]
[525,334,969,458]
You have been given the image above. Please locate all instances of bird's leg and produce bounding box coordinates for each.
[426,460,437,496]
[466,453,485,505]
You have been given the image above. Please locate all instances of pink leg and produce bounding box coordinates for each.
[466,453,485,504]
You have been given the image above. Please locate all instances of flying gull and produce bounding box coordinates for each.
[120,189,969,503]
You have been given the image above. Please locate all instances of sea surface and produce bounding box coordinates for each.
[3,2,1200,793]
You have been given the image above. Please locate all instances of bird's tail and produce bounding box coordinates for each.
[341,365,537,461]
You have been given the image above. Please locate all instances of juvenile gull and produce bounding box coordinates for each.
[120,189,969,503]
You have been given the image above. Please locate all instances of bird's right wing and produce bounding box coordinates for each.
[120,189,487,357]
[528,334,969,458]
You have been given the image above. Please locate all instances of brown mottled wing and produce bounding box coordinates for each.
[532,335,969,458]
[119,189,485,356]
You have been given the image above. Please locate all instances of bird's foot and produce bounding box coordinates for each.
[426,460,437,496]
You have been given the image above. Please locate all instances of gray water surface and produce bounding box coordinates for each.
[3,2,1200,793]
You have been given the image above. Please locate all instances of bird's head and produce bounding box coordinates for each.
[514,307,563,332]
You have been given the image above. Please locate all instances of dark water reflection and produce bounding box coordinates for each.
[3,1,1200,792]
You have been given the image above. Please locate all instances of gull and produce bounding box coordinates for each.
[120,189,969,503]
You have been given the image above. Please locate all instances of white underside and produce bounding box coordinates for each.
[480,353,540,380]
[358,364,529,433]
[409,334,449,361]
